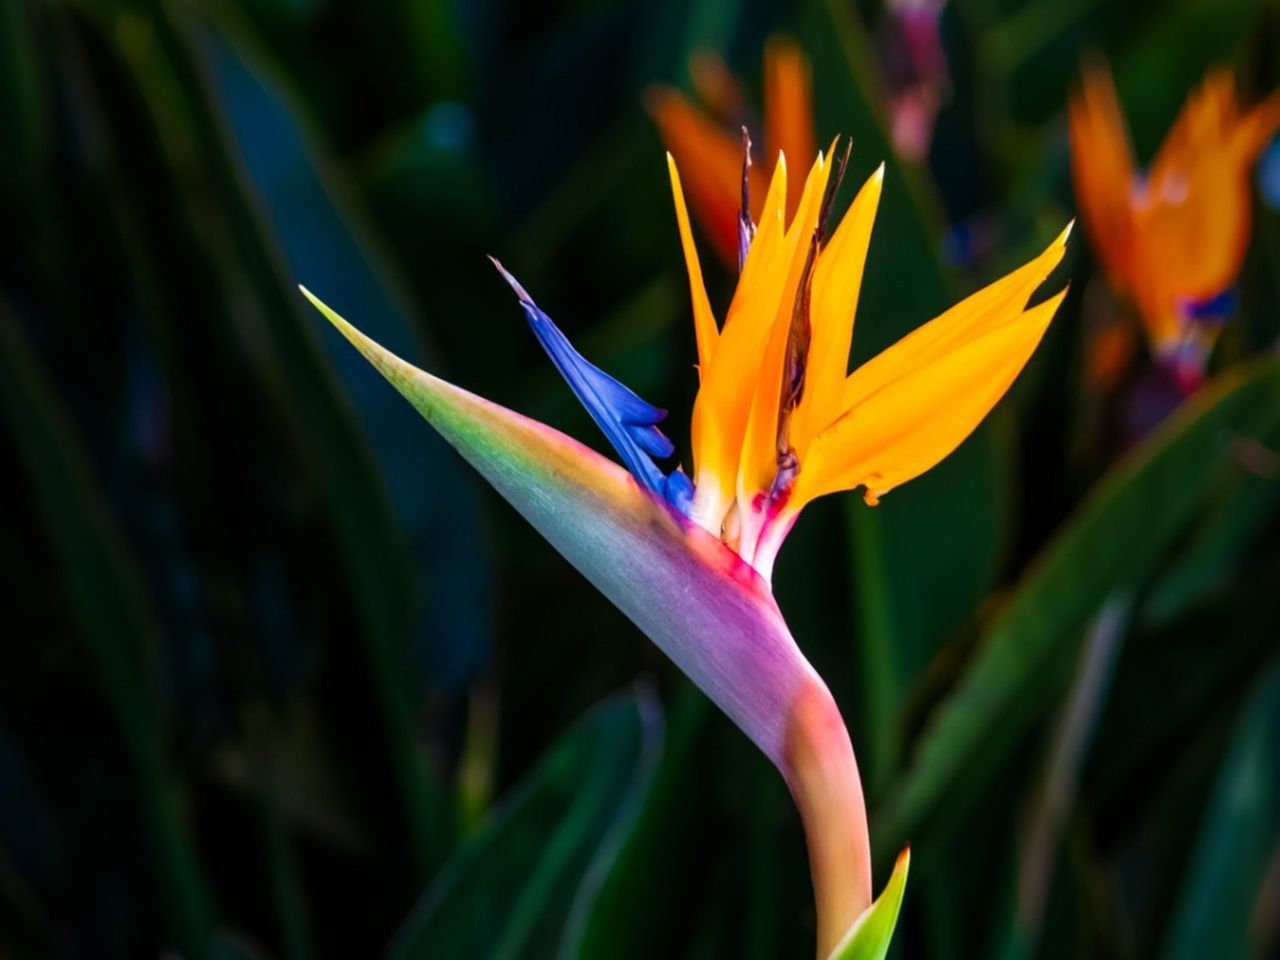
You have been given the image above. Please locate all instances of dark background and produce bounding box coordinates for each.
[1,0,1278,957]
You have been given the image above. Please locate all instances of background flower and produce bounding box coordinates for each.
[1070,62,1280,393]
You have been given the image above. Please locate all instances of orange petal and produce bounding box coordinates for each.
[667,154,720,374]
[647,86,768,267]
[1087,315,1138,391]
[1236,90,1280,161]
[1131,75,1280,351]
[1068,63,1137,295]
[1148,68,1236,187]
[736,152,835,507]
[835,225,1070,418]
[796,288,1068,507]
[689,155,793,523]
[764,35,816,225]
[791,163,884,455]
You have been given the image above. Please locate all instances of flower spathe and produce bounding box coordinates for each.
[302,286,872,956]
[303,287,811,764]
[1070,63,1280,389]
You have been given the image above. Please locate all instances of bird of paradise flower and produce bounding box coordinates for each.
[1070,63,1280,394]
[302,138,1069,957]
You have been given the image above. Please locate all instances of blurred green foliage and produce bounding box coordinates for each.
[0,0,1278,957]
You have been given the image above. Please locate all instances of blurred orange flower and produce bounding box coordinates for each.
[1070,63,1280,389]
[647,37,815,266]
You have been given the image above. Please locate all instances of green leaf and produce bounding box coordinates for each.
[876,357,1280,863]
[304,288,820,773]
[1140,424,1280,628]
[70,0,450,875]
[199,20,493,692]
[386,692,664,960]
[1159,659,1280,960]
[0,302,215,955]
[995,594,1133,959]
[828,848,911,960]
[0,0,49,216]
[208,933,277,960]
[982,0,1105,78]
[569,689,714,959]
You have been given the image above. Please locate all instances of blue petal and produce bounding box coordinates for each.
[491,258,681,502]
[1260,137,1280,210]
[663,469,695,515]
[1182,287,1237,326]
[633,425,675,460]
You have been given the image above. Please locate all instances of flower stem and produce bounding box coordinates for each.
[784,675,873,958]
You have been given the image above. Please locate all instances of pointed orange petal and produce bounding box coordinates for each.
[835,225,1070,417]
[736,150,791,301]
[736,152,834,506]
[1069,63,1137,292]
[647,86,756,266]
[1087,314,1138,391]
[1148,68,1237,184]
[689,155,794,527]
[1133,78,1280,351]
[1235,90,1280,161]
[764,35,816,225]
[667,154,720,374]
[796,288,1067,507]
[792,163,884,454]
